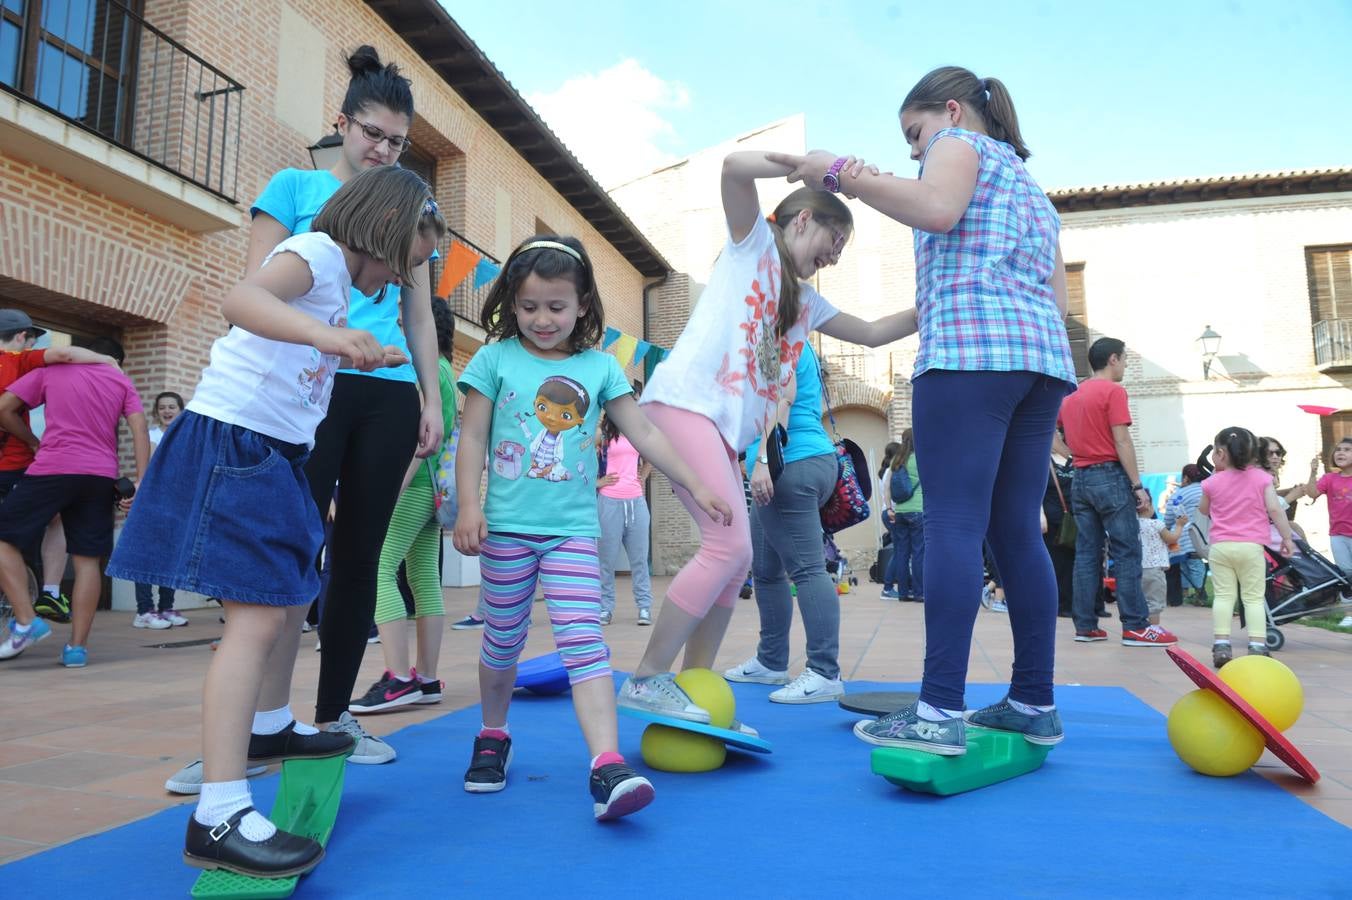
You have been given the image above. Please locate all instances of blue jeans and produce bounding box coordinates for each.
[912,370,1070,710]
[134,582,176,614]
[884,512,925,598]
[1070,463,1150,632]
[750,453,841,679]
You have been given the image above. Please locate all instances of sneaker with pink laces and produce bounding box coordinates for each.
[1122,624,1177,646]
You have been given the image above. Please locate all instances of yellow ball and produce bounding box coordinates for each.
[1167,689,1264,777]
[1218,654,1304,732]
[674,667,735,729]
[640,723,727,773]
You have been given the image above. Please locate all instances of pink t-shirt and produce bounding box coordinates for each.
[1203,466,1275,545]
[1317,471,1352,537]
[8,364,142,478]
[600,435,644,500]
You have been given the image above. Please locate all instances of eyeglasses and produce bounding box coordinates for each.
[1268,449,1286,458]
[348,117,409,153]
[823,223,847,258]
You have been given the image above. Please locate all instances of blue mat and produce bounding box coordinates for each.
[5,681,1350,898]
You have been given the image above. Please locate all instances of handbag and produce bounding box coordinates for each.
[818,383,872,534]
[1050,461,1077,548]
[430,419,461,528]
[766,423,788,483]
[1186,512,1211,561]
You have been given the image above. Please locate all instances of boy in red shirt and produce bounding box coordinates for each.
[1056,337,1177,647]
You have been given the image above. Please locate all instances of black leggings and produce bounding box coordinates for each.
[307,373,420,722]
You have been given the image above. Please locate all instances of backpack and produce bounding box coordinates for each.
[890,462,918,504]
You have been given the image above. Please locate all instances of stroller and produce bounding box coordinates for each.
[1254,538,1352,650]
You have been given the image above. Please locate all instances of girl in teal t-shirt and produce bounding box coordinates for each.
[452,235,731,821]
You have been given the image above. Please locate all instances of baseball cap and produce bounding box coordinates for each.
[0,310,45,337]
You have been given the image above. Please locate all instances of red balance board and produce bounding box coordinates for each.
[1167,647,1319,784]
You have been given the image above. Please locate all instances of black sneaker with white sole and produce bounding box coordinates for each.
[589,762,655,821]
[464,733,512,793]
[416,678,444,704]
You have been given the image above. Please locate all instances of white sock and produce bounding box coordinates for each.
[11,619,31,634]
[917,701,962,721]
[1009,699,1054,715]
[43,584,60,596]
[393,671,413,683]
[1213,639,1232,646]
[419,674,438,684]
[195,780,277,841]
[252,705,317,735]
[481,723,510,736]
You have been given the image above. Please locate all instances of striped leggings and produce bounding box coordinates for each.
[479,533,611,685]
[374,466,445,625]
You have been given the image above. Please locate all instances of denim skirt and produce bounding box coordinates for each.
[106,411,322,606]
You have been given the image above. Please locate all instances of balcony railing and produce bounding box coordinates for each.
[825,349,896,392]
[1,0,244,202]
[1314,319,1352,369]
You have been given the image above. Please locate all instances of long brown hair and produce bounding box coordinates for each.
[479,235,603,352]
[891,428,915,471]
[767,188,852,338]
[311,165,445,281]
[901,66,1031,161]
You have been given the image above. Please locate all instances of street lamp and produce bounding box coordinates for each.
[307,129,344,171]
[1197,325,1222,379]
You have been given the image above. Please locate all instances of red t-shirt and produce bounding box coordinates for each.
[1057,378,1131,469]
[0,348,47,472]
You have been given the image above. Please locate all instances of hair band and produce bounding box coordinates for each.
[519,240,584,264]
[540,374,590,409]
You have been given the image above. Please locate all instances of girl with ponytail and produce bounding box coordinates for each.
[772,66,1076,757]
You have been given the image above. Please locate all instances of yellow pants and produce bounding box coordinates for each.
[1209,541,1267,644]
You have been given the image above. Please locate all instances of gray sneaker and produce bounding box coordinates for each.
[853,703,966,755]
[964,697,1064,746]
[165,759,269,795]
[324,711,396,764]
[617,673,710,724]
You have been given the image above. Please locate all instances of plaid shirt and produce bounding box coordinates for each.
[911,128,1075,386]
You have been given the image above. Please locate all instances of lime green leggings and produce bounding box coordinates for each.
[374,466,445,625]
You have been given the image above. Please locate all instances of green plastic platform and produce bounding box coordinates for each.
[191,751,350,899]
[870,726,1052,796]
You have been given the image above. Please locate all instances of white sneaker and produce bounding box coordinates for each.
[617,674,711,723]
[637,609,652,626]
[133,612,171,630]
[164,759,268,795]
[769,669,845,704]
[324,711,396,764]
[723,656,790,685]
[1339,615,1352,629]
[159,610,189,627]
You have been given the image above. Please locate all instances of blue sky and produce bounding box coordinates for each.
[444,0,1351,191]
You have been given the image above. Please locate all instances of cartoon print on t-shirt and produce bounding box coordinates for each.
[297,308,347,407]
[491,375,590,483]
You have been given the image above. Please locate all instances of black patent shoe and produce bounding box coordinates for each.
[247,722,354,765]
[183,807,323,878]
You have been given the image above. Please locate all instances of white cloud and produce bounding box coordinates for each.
[526,59,690,189]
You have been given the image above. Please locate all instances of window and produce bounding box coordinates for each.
[3,0,141,143]
[1064,263,1090,379]
[1307,245,1352,323]
[1320,412,1352,462]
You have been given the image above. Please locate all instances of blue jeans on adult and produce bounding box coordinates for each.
[884,512,925,598]
[750,453,840,679]
[912,370,1069,711]
[135,582,175,614]
[1070,462,1149,632]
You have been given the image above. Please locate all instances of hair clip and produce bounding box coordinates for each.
[423,197,439,216]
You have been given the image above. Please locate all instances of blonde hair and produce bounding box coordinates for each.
[767,188,852,338]
[901,66,1031,161]
[312,165,445,281]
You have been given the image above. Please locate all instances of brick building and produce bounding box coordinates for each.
[0,0,670,602]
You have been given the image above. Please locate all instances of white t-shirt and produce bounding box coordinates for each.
[148,425,164,447]
[188,232,350,446]
[1138,517,1170,569]
[641,216,838,452]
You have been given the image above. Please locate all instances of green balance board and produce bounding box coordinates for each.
[192,751,351,899]
[870,727,1051,796]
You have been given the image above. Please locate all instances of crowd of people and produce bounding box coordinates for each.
[1,47,1349,884]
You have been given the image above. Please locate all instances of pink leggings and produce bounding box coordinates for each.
[644,403,753,617]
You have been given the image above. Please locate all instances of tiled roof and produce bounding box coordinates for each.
[1050,168,1352,213]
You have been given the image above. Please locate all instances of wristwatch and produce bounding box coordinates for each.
[1132,483,1144,491]
[822,157,849,193]
[757,454,769,464]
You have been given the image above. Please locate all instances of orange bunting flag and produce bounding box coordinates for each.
[436,242,481,297]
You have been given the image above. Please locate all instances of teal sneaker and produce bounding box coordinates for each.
[0,618,52,659]
[61,644,88,668]
[964,697,1064,746]
[853,703,966,755]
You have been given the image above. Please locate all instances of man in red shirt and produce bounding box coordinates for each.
[0,310,119,622]
[1056,337,1177,648]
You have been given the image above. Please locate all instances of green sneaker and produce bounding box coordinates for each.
[34,590,71,624]
[853,703,966,756]
[964,697,1064,746]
